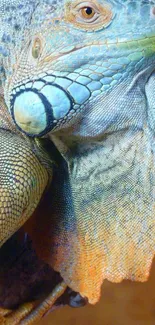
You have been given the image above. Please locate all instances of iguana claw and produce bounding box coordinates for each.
[1,282,67,325]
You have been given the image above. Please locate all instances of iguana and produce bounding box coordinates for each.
[0,0,155,323]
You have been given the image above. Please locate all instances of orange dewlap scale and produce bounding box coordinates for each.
[27,198,155,304]
[26,131,155,304]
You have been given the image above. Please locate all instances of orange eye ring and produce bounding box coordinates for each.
[80,7,95,19]
[64,1,114,31]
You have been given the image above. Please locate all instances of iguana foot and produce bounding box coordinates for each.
[0,308,12,316]
[1,281,67,325]
[0,307,12,324]
[4,302,36,325]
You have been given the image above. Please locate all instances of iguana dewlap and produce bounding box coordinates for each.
[0,0,155,305]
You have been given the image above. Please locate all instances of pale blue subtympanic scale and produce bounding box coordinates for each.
[13,91,47,135]
[11,75,91,136]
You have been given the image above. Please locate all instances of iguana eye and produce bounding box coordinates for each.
[65,1,114,31]
[80,6,96,20]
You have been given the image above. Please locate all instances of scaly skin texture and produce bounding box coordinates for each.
[0,94,51,247]
[0,0,155,322]
[0,97,55,323]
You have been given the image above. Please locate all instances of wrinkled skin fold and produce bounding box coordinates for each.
[0,0,155,319]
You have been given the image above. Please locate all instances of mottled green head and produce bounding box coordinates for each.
[3,0,155,136]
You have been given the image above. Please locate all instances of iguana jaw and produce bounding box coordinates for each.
[117,35,155,58]
[39,34,155,66]
[7,32,155,137]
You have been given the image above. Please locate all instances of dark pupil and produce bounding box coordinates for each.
[85,7,93,15]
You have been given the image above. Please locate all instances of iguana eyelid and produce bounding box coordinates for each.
[65,0,114,31]
[74,1,100,13]
[74,2,100,23]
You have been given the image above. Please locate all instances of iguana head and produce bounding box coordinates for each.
[3,0,155,136]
